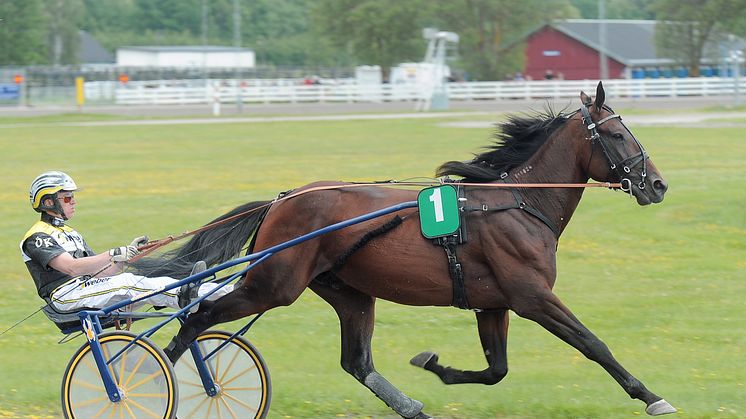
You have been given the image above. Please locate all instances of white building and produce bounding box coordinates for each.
[116,46,255,69]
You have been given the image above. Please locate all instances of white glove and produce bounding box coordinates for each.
[129,235,149,249]
[109,236,148,263]
[109,245,139,263]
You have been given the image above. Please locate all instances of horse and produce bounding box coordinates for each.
[134,82,675,417]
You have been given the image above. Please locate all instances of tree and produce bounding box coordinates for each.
[81,0,138,33]
[426,0,576,80]
[312,0,428,77]
[0,0,47,65]
[133,0,201,35]
[570,0,655,20]
[45,0,84,65]
[652,0,746,76]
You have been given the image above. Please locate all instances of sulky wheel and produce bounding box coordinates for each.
[174,330,271,418]
[61,331,178,418]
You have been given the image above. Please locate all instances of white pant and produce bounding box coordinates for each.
[49,272,233,312]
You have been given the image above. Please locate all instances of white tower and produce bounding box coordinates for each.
[417,28,459,111]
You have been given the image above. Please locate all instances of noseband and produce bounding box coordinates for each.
[579,103,648,193]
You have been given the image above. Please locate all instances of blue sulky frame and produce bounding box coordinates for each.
[71,201,418,403]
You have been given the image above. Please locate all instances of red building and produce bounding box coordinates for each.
[521,20,658,80]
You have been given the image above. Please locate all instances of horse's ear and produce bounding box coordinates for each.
[580,90,591,106]
[594,81,605,109]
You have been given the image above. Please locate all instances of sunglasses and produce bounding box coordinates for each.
[58,193,75,204]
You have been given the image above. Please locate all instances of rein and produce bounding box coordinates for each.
[134,180,621,258]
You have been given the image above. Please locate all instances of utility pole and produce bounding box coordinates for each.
[599,0,608,80]
[233,0,243,113]
[202,0,209,84]
[727,35,743,107]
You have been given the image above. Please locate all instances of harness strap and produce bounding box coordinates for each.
[463,176,561,238]
[436,235,470,309]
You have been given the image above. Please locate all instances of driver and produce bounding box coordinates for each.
[20,171,232,313]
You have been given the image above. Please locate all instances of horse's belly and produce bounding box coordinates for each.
[336,239,506,309]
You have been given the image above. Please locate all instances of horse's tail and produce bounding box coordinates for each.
[130,200,272,279]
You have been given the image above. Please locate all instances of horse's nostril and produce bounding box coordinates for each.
[653,179,668,193]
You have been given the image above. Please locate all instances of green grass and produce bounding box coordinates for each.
[0,110,744,418]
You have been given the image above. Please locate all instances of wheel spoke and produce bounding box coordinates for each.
[91,400,115,419]
[213,345,222,384]
[71,394,109,409]
[183,393,211,418]
[181,390,210,401]
[217,347,241,383]
[220,396,240,419]
[220,364,257,387]
[127,393,168,398]
[127,398,163,419]
[72,378,106,391]
[126,370,163,392]
[223,386,260,391]
[206,397,216,418]
[123,352,148,387]
[179,379,205,388]
[83,357,99,375]
[118,348,128,384]
[223,391,258,412]
[101,343,119,382]
[122,400,138,419]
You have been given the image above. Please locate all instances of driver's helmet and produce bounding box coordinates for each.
[30,171,78,213]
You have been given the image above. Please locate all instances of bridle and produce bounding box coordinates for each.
[579,102,648,193]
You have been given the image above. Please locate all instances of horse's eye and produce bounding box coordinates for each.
[612,133,624,141]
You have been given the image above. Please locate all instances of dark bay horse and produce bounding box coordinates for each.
[136,82,675,417]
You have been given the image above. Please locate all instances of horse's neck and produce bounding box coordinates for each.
[509,130,588,236]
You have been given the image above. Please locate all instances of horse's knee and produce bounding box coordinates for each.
[341,356,372,381]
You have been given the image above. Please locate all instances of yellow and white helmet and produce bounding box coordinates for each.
[29,171,78,213]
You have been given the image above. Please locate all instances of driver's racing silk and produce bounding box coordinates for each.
[20,214,94,298]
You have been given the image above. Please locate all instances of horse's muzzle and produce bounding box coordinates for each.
[634,175,667,205]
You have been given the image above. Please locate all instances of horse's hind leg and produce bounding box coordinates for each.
[310,277,428,419]
[163,285,279,363]
[410,309,509,385]
[515,290,676,416]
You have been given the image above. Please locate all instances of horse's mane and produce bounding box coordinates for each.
[437,106,571,182]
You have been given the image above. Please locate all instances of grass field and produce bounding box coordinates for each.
[0,107,744,418]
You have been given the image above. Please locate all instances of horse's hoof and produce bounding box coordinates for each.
[410,351,438,368]
[409,412,432,419]
[646,399,677,416]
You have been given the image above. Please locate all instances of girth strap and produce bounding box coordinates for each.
[432,182,470,309]
[436,235,470,309]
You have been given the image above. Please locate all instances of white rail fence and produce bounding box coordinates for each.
[105,77,746,106]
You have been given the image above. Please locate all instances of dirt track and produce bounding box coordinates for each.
[1,96,745,128]
[0,95,742,116]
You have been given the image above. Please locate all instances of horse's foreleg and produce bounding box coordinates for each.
[516,291,676,416]
[310,278,428,419]
[410,309,509,385]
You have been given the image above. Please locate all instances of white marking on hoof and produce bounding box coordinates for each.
[646,399,677,416]
[409,351,437,368]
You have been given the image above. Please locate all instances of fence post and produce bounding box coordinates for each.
[212,82,222,116]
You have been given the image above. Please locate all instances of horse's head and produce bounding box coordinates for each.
[578,82,667,205]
